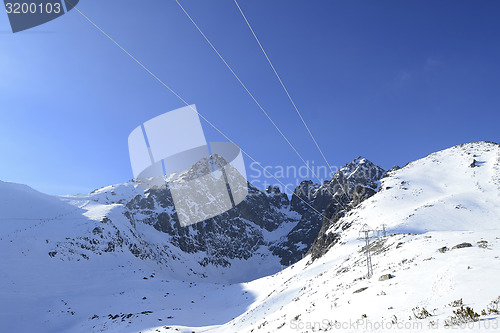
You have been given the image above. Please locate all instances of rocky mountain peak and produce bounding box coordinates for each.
[272,157,386,265]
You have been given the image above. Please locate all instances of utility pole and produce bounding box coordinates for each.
[358,224,374,279]
[381,224,387,237]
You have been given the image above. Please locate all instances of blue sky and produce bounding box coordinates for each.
[1,0,499,195]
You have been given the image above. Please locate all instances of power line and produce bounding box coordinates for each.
[174,0,348,212]
[63,1,332,222]
[233,0,352,203]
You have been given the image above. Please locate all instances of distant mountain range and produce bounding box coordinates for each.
[1,141,499,332]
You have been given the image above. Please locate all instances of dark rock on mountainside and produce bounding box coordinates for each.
[379,274,395,281]
[66,155,385,274]
[383,165,401,178]
[452,242,473,249]
[121,156,385,267]
[273,157,385,264]
[125,182,281,262]
[307,157,386,262]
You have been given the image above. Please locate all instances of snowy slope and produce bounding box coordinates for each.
[2,142,499,333]
[0,176,302,332]
[0,180,82,235]
[133,141,500,333]
[0,181,264,332]
[193,141,500,333]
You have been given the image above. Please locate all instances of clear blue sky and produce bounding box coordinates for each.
[1,0,499,195]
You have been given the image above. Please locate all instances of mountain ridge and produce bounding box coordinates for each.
[0,155,385,284]
[2,141,498,332]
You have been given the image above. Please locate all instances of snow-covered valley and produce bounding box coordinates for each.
[1,141,500,332]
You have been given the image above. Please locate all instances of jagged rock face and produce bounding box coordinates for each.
[21,155,384,282]
[290,180,320,214]
[307,157,386,261]
[291,157,384,211]
[270,209,322,265]
[271,158,386,265]
[118,156,385,268]
[124,182,295,266]
[237,184,290,231]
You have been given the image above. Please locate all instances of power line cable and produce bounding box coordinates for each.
[63,1,333,221]
[174,0,348,212]
[233,0,352,202]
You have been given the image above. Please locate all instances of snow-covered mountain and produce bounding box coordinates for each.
[274,157,385,265]
[0,154,383,332]
[31,154,383,283]
[1,141,499,332]
[210,141,500,333]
